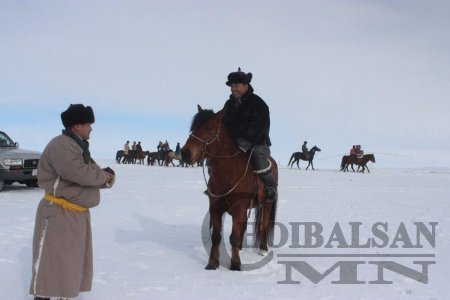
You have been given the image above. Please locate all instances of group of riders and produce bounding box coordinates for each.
[120,139,183,165]
[300,142,372,173]
[123,140,181,156]
[349,144,364,157]
[301,141,365,159]
[123,140,143,154]
[155,140,182,156]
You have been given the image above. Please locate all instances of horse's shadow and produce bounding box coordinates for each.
[115,214,206,266]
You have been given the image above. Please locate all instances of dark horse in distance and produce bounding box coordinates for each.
[116,150,124,164]
[340,153,376,173]
[288,146,321,170]
[181,105,278,271]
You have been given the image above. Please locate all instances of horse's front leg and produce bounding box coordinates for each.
[351,164,355,172]
[306,161,310,170]
[229,209,246,271]
[366,165,370,173]
[205,209,224,270]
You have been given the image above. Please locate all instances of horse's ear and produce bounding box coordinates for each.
[197,104,203,112]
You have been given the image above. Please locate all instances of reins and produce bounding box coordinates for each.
[190,115,254,198]
[201,147,254,198]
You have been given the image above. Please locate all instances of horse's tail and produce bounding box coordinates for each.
[267,200,277,246]
[340,156,347,171]
[254,206,263,249]
[253,200,278,249]
[254,159,278,248]
[288,153,295,166]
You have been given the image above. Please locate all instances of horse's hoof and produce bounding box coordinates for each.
[258,249,268,256]
[205,264,219,270]
[230,264,241,271]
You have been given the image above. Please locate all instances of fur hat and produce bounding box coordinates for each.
[226,67,253,86]
[61,104,95,128]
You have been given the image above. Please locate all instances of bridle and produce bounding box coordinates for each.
[189,116,222,147]
[189,115,240,158]
[188,115,254,198]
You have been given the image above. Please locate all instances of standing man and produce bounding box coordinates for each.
[30,104,115,300]
[222,68,277,202]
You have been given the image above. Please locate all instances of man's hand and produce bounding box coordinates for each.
[103,167,116,188]
[103,167,115,176]
[236,138,252,153]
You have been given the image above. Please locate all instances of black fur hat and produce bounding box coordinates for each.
[61,104,95,128]
[226,67,252,86]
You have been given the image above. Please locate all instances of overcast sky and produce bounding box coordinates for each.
[1,0,449,168]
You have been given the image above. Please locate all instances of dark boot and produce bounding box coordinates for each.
[260,171,277,203]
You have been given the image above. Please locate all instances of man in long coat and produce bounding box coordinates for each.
[30,104,115,300]
[222,68,277,202]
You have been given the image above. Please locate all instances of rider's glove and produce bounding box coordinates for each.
[236,138,252,153]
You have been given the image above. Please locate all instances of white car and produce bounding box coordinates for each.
[0,131,41,191]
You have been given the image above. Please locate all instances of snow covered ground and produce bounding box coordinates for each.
[1,160,449,300]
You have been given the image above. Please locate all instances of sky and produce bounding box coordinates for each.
[1,0,449,168]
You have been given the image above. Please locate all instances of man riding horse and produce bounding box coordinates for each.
[222,68,277,203]
[302,141,310,160]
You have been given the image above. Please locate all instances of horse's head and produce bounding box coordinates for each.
[368,153,376,163]
[311,145,321,152]
[181,105,222,164]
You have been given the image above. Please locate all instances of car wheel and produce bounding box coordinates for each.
[26,180,39,188]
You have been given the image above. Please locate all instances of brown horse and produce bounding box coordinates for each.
[341,153,376,173]
[181,105,278,271]
[116,150,124,164]
[146,150,169,166]
[123,150,147,164]
[134,150,147,165]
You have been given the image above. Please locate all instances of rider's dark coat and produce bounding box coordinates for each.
[222,85,271,147]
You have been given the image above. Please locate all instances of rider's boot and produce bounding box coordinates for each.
[260,170,278,203]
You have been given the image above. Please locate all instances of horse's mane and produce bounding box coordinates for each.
[190,109,215,132]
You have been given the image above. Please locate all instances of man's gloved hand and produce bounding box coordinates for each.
[236,138,252,153]
[102,167,116,188]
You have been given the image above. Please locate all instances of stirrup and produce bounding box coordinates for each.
[263,187,278,203]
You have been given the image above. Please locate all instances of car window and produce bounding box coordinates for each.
[0,132,14,147]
